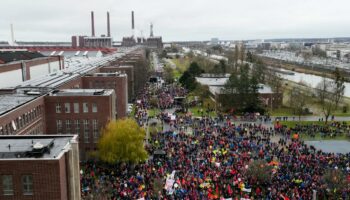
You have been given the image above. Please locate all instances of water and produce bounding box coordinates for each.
[278,69,350,97]
[305,141,350,154]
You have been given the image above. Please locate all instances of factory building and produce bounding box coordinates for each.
[0,135,80,200]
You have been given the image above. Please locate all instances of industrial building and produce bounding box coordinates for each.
[0,51,64,87]
[0,47,147,159]
[71,11,113,48]
[122,11,163,49]
[0,135,80,200]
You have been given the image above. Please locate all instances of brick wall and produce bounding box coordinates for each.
[0,157,67,200]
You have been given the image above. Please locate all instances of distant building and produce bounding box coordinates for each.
[195,76,283,109]
[0,135,80,200]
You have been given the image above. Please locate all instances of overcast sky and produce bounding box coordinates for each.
[1,0,350,42]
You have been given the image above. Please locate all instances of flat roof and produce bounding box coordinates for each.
[49,89,114,97]
[0,135,77,160]
[196,77,229,86]
[0,93,40,116]
[209,84,273,95]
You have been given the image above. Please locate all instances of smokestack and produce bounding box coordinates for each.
[91,11,95,37]
[107,12,111,37]
[131,11,135,30]
[150,23,154,37]
[10,24,15,46]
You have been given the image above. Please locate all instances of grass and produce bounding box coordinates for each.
[171,58,191,73]
[275,121,326,128]
[148,108,160,118]
[188,106,217,117]
[269,107,300,116]
[300,133,349,141]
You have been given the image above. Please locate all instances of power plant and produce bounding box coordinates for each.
[122,11,163,48]
[71,11,113,48]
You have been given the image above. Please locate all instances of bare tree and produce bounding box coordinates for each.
[289,85,309,120]
[333,68,345,109]
[316,77,335,123]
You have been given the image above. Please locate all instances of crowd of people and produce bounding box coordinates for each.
[80,81,350,200]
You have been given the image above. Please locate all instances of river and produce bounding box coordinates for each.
[277,68,350,97]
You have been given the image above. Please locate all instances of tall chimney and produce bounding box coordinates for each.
[131,11,135,30]
[10,24,15,46]
[91,11,95,37]
[107,12,111,37]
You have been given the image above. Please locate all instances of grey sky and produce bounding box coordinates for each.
[1,0,349,42]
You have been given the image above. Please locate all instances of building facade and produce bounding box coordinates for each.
[0,135,80,200]
[44,89,116,158]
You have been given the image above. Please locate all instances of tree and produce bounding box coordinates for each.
[221,64,263,113]
[267,71,283,95]
[245,160,273,185]
[234,45,239,70]
[188,62,203,76]
[289,85,309,120]
[98,118,148,164]
[333,68,345,109]
[316,77,335,123]
[246,51,254,62]
[240,44,246,63]
[322,169,347,199]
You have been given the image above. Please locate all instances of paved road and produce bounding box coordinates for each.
[271,116,350,121]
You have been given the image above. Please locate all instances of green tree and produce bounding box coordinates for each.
[221,64,263,113]
[98,118,148,164]
[188,62,203,76]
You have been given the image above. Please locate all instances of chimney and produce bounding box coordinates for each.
[107,12,111,37]
[131,11,135,30]
[91,11,95,37]
[10,24,15,46]
[150,23,154,37]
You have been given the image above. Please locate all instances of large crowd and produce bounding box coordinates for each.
[80,82,350,200]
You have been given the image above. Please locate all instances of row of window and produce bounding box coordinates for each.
[0,105,43,135]
[55,102,98,114]
[90,81,117,89]
[2,175,33,196]
[56,119,99,143]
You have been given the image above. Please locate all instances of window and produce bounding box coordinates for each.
[92,103,98,113]
[75,120,80,134]
[83,120,89,143]
[56,103,61,113]
[83,103,88,113]
[2,175,13,195]
[92,120,99,143]
[66,120,71,134]
[64,103,71,113]
[74,103,79,113]
[22,175,33,195]
[56,120,62,134]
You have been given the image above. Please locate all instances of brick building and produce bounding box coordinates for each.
[0,135,80,200]
[44,89,116,158]
[0,51,64,88]
[0,47,147,159]
[99,65,134,102]
[82,73,128,117]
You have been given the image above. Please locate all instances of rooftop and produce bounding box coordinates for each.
[0,51,45,64]
[209,84,274,95]
[195,77,229,86]
[49,89,114,97]
[0,135,77,160]
[0,93,40,116]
